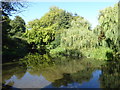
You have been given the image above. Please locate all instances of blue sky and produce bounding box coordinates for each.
[10,2,117,28]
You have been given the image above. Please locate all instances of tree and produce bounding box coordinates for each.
[2,16,12,47]
[25,6,74,51]
[1,0,28,16]
[9,16,26,37]
[27,6,73,30]
[95,3,119,52]
[1,1,29,62]
[2,16,28,62]
[60,16,96,50]
[24,27,55,53]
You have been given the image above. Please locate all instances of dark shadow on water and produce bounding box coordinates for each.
[2,83,21,90]
[100,60,120,88]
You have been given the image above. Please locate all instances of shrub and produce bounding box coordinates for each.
[81,47,113,60]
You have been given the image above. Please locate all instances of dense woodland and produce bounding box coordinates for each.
[2,2,120,63]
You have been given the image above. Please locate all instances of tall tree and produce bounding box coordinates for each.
[1,0,29,62]
[95,3,119,52]
[25,6,74,51]
[2,16,12,47]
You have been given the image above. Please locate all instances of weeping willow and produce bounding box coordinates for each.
[60,28,98,50]
[51,3,119,59]
[94,3,119,52]
[60,17,98,51]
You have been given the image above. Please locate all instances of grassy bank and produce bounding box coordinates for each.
[81,47,113,60]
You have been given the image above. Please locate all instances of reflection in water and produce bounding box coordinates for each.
[44,70,101,88]
[2,55,120,88]
[2,62,26,84]
[5,72,51,88]
[100,60,120,88]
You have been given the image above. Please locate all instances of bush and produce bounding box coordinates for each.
[81,47,113,60]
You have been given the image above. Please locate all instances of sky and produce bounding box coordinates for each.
[10,1,118,28]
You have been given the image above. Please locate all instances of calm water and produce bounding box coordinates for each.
[2,56,120,89]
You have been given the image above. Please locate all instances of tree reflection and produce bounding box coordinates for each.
[52,68,94,87]
[100,60,120,88]
[2,62,27,88]
[27,56,103,84]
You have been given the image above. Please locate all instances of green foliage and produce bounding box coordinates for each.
[3,3,120,63]
[94,3,119,52]
[9,16,26,37]
[27,6,72,30]
[50,47,66,57]
[51,17,97,58]
[2,16,28,62]
[81,47,113,60]
[71,16,91,29]
[2,37,29,62]
[60,28,98,49]
[50,47,82,58]
[49,3,119,60]
[2,2,28,62]
[24,27,55,49]
[25,6,74,51]
[2,16,11,46]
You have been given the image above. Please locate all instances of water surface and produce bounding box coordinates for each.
[2,56,120,89]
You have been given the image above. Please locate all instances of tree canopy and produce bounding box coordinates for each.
[2,3,120,62]
[9,16,26,37]
[94,3,119,52]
